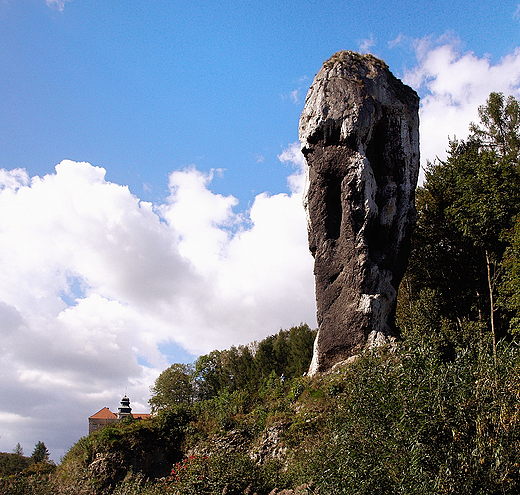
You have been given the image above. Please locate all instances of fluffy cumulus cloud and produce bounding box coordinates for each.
[402,36,520,181]
[0,149,316,460]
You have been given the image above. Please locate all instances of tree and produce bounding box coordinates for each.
[223,345,256,392]
[399,155,485,330]
[447,140,520,364]
[31,441,50,464]
[149,363,195,412]
[194,350,229,400]
[500,217,520,333]
[286,324,316,377]
[254,334,278,379]
[13,442,23,456]
[469,92,520,161]
[401,93,520,360]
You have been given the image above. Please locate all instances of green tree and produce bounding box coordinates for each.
[254,334,278,379]
[500,217,520,333]
[194,350,229,400]
[149,363,195,412]
[286,323,317,377]
[446,140,520,363]
[31,441,50,464]
[223,345,256,392]
[469,91,520,160]
[399,153,486,331]
[401,92,520,359]
[13,443,23,456]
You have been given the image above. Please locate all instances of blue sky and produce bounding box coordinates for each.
[2,0,518,206]
[1,0,520,462]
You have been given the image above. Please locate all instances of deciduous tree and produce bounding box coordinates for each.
[401,93,520,360]
[149,363,195,411]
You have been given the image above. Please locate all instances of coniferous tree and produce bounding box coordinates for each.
[31,441,50,464]
[13,443,23,456]
[287,324,316,377]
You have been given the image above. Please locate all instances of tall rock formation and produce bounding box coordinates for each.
[299,51,419,375]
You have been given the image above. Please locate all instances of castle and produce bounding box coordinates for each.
[88,395,151,434]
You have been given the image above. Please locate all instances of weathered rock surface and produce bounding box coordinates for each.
[299,51,419,375]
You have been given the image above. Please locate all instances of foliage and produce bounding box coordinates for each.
[469,92,520,160]
[6,331,520,494]
[163,453,287,495]
[192,323,316,402]
[501,217,520,333]
[402,92,520,353]
[31,441,50,464]
[148,363,195,412]
[0,453,29,477]
[290,336,520,494]
[56,404,193,493]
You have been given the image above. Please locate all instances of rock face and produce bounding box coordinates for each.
[299,51,420,375]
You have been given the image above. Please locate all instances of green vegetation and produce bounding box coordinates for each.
[149,363,195,411]
[5,332,520,494]
[0,441,56,494]
[0,452,30,477]
[3,92,520,494]
[400,92,520,356]
[31,441,50,465]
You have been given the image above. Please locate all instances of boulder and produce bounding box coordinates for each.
[299,51,419,375]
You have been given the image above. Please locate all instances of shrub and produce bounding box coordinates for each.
[292,334,520,494]
[164,453,286,495]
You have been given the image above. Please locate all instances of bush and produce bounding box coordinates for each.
[292,334,520,494]
[0,453,30,477]
[164,453,286,495]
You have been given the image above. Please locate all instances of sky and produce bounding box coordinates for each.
[1,0,520,462]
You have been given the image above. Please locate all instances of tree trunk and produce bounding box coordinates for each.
[485,249,497,368]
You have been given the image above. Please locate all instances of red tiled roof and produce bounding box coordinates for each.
[89,407,117,419]
[89,407,151,420]
[131,413,151,419]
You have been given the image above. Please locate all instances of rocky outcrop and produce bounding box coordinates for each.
[299,51,420,375]
[250,422,288,465]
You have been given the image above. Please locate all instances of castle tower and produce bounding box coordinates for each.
[117,395,132,419]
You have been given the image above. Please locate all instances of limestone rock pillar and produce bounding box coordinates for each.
[299,51,420,374]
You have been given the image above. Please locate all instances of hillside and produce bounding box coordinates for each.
[2,322,520,494]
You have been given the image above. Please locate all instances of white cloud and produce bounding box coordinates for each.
[278,141,306,194]
[514,4,520,21]
[45,0,70,11]
[402,36,520,181]
[359,35,376,54]
[290,89,301,105]
[282,80,307,106]
[388,34,406,49]
[0,154,316,460]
